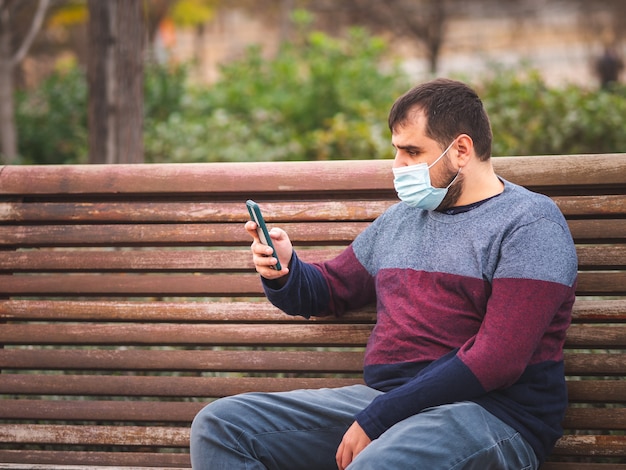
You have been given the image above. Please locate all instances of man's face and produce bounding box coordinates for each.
[391,110,463,210]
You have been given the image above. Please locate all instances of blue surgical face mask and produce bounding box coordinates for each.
[392,140,461,210]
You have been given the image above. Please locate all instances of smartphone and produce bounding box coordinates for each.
[246,200,282,271]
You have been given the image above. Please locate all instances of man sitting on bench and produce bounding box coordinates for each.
[190,78,578,470]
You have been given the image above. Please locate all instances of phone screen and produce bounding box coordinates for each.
[246,200,282,271]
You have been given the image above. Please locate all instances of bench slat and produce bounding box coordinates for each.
[0,400,202,422]
[0,248,338,273]
[2,271,624,297]
[0,453,620,469]
[2,424,625,458]
[2,399,624,431]
[2,195,623,224]
[567,220,626,242]
[0,160,396,196]
[574,272,626,296]
[495,154,626,189]
[571,299,626,322]
[0,250,256,272]
[0,451,190,468]
[1,323,623,347]
[0,224,252,247]
[0,375,363,397]
[577,245,626,270]
[2,377,624,402]
[0,457,604,470]
[1,299,622,322]
[551,434,626,457]
[563,408,626,430]
[3,349,623,377]
[0,424,189,447]
[0,323,372,346]
[565,354,626,376]
[0,349,366,372]
[565,381,626,402]
[3,155,626,195]
[540,461,624,470]
[543,464,626,470]
[0,201,391,223]
[2,246,624,272]
[553,194,626,216]
[0,300,378,322]
[564,324,626,348]
[0,273,265,296]
[2,220,624,248]
[0,223,365,247]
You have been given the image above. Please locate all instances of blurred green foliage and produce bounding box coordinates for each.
[16,66,88,164]
[14,26,626,165]
[144,26,408,163]
[478,68,626,156]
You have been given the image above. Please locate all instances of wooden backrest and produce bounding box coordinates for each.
[0,154,625,469]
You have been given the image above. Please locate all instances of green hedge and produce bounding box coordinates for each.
[143,27,409,163]
[479,68,626,156]
[16,66,88,164]
[14,30,626,165]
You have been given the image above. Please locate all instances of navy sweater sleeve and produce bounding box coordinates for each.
[263,246,376,318]
[356,350,486,440]
[262,251,330,318]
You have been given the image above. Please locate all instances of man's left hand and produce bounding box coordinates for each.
[336,421,371,470]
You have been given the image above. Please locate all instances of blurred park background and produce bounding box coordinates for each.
[1,0,625,165]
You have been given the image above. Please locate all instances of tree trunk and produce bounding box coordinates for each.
[424,0,446,75]
[0,0,49,164]
[115,0,143,163]
[87,0,144,164]
[87,0,112,164]
[0,4,17,164]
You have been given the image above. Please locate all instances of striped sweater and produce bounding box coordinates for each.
[263,179,578,464]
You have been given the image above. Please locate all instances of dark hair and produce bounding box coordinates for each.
[388,78,493,160]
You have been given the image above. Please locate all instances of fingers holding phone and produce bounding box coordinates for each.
[245,201,291,279]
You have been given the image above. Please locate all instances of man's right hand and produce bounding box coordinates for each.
[245,220,292,281]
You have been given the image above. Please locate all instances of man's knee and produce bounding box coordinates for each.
[190,395,261,469]
[191,395,246,443]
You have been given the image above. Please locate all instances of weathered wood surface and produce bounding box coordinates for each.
[1,154,625,195]
[1,154,625,468]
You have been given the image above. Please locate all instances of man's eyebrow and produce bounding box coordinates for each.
[393,144,424,153]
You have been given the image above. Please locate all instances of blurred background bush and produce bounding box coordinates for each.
[11,4,626,164]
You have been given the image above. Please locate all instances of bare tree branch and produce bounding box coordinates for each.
[11,0,50,66]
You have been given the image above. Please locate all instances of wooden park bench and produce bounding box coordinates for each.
[0,153,625,469]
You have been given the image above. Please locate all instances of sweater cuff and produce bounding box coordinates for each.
[356,352,485,440]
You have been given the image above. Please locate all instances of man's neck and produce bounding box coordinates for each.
[455,160,504,207]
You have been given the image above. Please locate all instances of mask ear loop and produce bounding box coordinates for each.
[433,138,461,189]
[428,139,457,169]
[445,167,462,190]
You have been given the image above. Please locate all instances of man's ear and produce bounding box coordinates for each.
[454,134,473,168]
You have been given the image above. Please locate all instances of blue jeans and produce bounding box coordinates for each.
[190,385,538,470]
